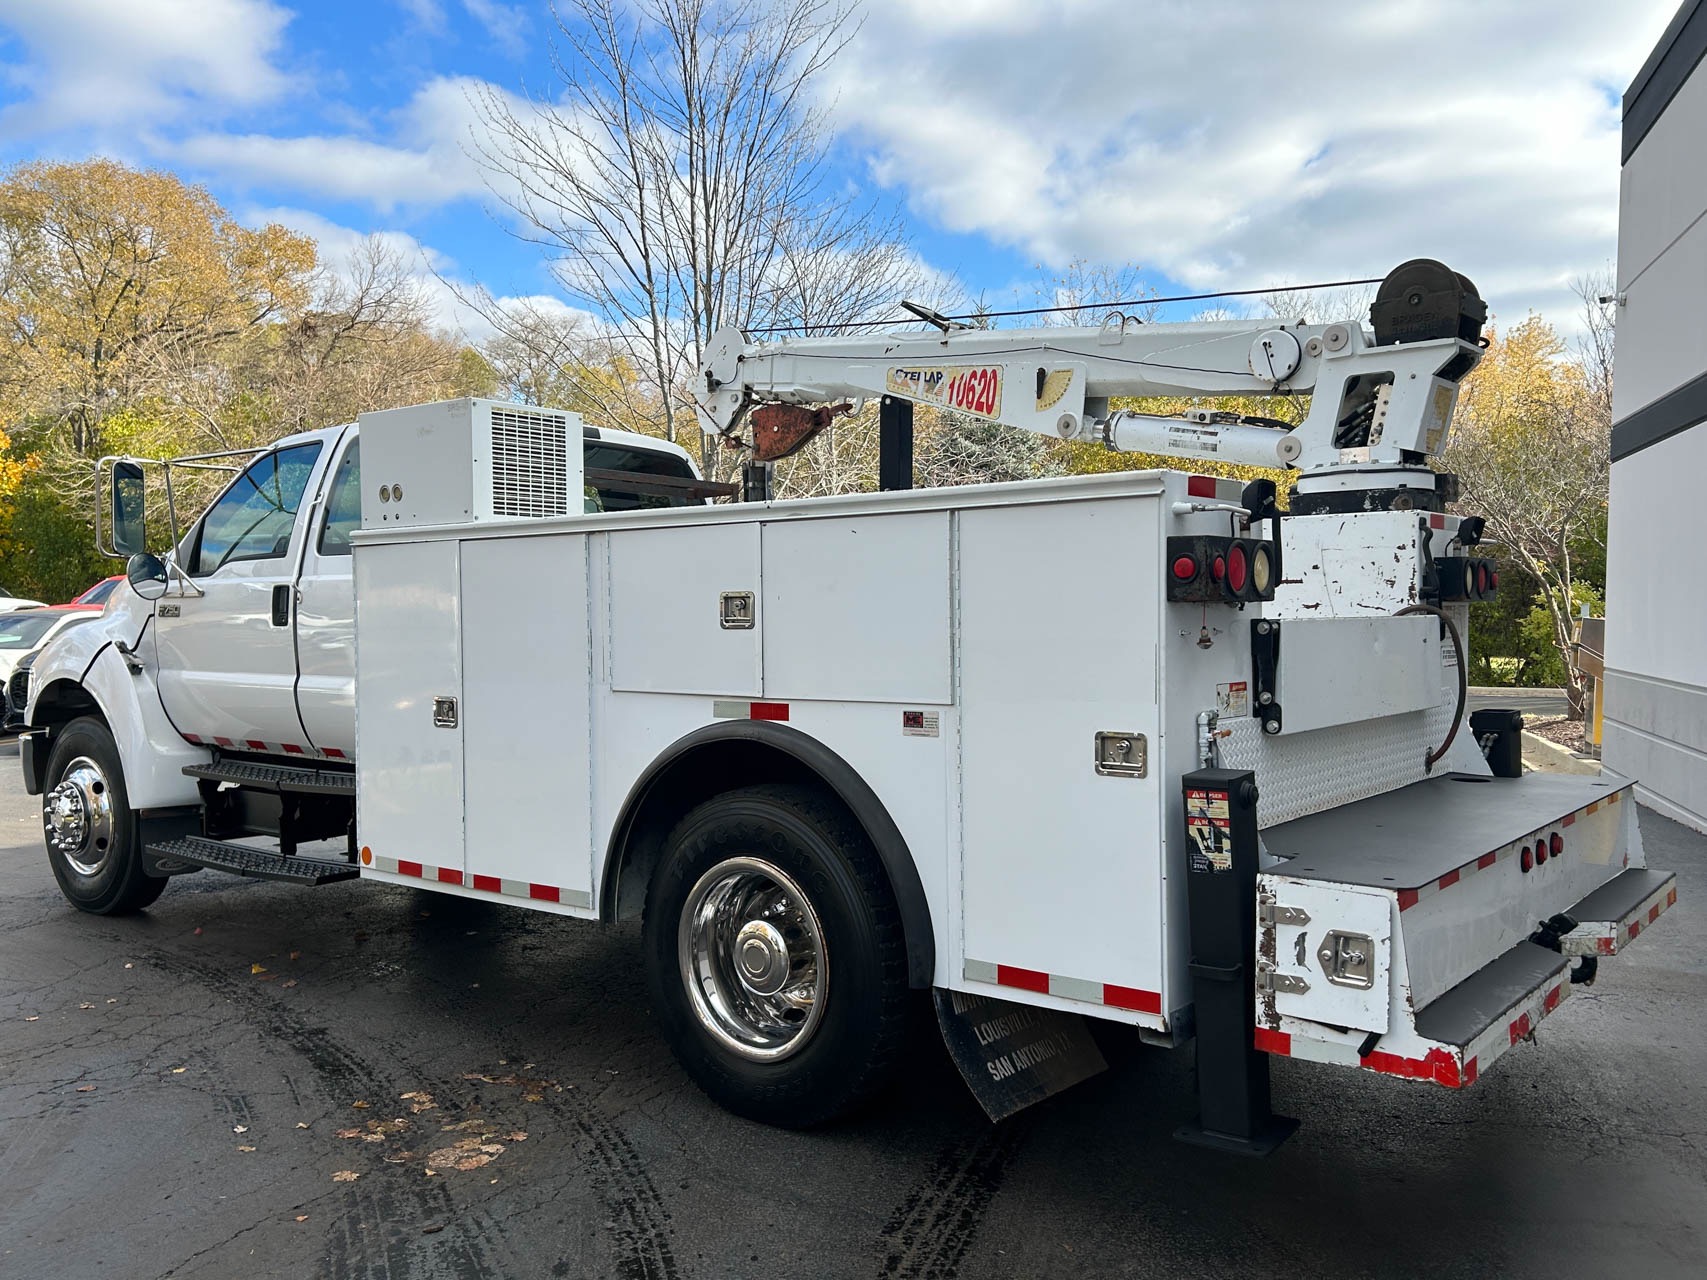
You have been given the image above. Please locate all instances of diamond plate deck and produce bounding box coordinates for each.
[183,759,355,795]
[146,837,358,885]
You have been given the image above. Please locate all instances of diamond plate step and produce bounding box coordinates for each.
[146,836,358,885]
[183,758,354,796]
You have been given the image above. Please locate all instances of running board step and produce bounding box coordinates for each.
[183,758,354,796]
[1560,868,1678,956]
[146,836,358,885]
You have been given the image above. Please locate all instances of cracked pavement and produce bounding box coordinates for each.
[2,736,1705,1279]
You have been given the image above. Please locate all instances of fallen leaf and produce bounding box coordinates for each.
[256,974,277,982]
[76,1085,96,1092]
[350,1100,370,1110]
[194,927,202,935]
[288,951,301,961]
[79,1003,95,1010]
[506,1131,527,1142]
[421,1222,444,1235]
[382,1152,414,1164]
[281,979,298,989]
[360,1133,387,1143]
[105,998,117,1004]
[400,1091,436,1113]
[250,963,267,975]
[123,962,133,969]
[294,1215,309,1223]
[331,1171,360,1183]
[522,1093,543,1103]
[170,1067,186,1074]
[295,1122,310,1129]
[24,1016,38,1022]
[234,1125,248,1134]
[424,1169,437,1177]
[237,1145,256,1153]
[335,1128,363,1140]
[489,1178,498,1184]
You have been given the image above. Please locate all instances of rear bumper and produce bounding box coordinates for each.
[1254,773,1676,1090]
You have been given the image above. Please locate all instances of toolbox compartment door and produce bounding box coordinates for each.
[1262,881,1391,1034]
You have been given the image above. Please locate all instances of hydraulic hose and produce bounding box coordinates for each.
[1394,603,1466,772]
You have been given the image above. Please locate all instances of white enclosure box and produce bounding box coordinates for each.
[358,398,587,530]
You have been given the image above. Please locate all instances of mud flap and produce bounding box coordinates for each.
[933,988,1107,1121]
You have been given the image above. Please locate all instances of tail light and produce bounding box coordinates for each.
[1168,535,1279,604]
[1435,556,1499,603]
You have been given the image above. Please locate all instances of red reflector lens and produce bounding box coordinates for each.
[1187,475,1218,498]
[1212,555,1226,581]
[1520,846,1533,872]
[1227,544,1248,593]
[1489,569,1499,591]
[1549,832,1563,856]
[1173,556,1197,581]
[1536,839,1548,864]
[1475,564,1489,595]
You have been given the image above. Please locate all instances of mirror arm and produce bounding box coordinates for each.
[164,556,204,598]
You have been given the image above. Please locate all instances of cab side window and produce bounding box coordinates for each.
[317,440,361,556]
[190,443,323,576]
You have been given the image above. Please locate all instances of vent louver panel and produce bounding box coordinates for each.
[490,407,570,517]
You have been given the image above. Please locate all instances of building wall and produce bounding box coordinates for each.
[1605,0,1707,832]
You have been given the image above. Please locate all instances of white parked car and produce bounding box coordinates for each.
[0,606,102,682]
[1,586,46,611]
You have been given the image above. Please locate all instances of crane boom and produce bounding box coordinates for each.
[695,259,1488,508]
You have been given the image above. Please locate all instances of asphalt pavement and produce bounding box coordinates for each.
[2,736,1704,1280]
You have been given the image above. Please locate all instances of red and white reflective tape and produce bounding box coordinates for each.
[180,732,347,760]
[711,700,790,722]
[362,849,593,910]
[1185,474,1247,503]
[1395,786,1628,912]
[964,959,1162,1017]
[1575,880,1678,957]
[1255,975,1570,1090]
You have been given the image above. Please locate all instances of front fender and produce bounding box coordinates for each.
[27,617,208,810]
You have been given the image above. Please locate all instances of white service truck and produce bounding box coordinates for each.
[17,260,1675,1149]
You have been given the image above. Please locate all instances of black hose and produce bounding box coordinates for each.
[1394,603,1466,771]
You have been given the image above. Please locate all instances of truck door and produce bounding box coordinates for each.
[294,433,358,756]
[154,440,326,752]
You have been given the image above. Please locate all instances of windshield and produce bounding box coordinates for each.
[77,578,119,605]
[0,614,58,649]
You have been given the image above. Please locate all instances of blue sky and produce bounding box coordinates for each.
[0,0,1684,340]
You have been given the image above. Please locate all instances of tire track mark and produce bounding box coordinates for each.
[876,1121,1029,1279]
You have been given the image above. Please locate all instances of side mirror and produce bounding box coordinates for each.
[125,553,169,602]
[111,461,147,557]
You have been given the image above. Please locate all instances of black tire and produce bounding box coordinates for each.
[643,783,909,1127]
[41,716,167,915]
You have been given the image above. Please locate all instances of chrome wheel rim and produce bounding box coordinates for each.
[44,756,116,877]
[679,856,827,1062]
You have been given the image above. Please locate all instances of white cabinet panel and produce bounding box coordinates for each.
[355,539,463,874]
[460,534,594,907]
[609,522,761,697]
[958,498,1166,1000]
[762,512,950,704]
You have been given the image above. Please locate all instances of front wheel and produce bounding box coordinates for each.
[42,717,166,915]
[643,784,909,1127]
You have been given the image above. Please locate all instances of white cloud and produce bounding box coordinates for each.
[461,0,529,58]
[171,75,525,213]
[246,206,598,344]
[0,0,292,135]
[822,0,1675,324]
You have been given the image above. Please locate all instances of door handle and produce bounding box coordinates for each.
[271,584,291,627]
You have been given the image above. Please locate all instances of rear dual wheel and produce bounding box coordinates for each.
[643,784,910,1128]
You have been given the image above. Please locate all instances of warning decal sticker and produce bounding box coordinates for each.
[1216,680,1250,718]
[1186,787,1233,873]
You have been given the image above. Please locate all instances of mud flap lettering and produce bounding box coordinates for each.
[933,989,1106,1121]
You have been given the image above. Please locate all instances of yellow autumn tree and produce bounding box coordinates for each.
[0,158,317,468]
[1442,316,1609,709]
